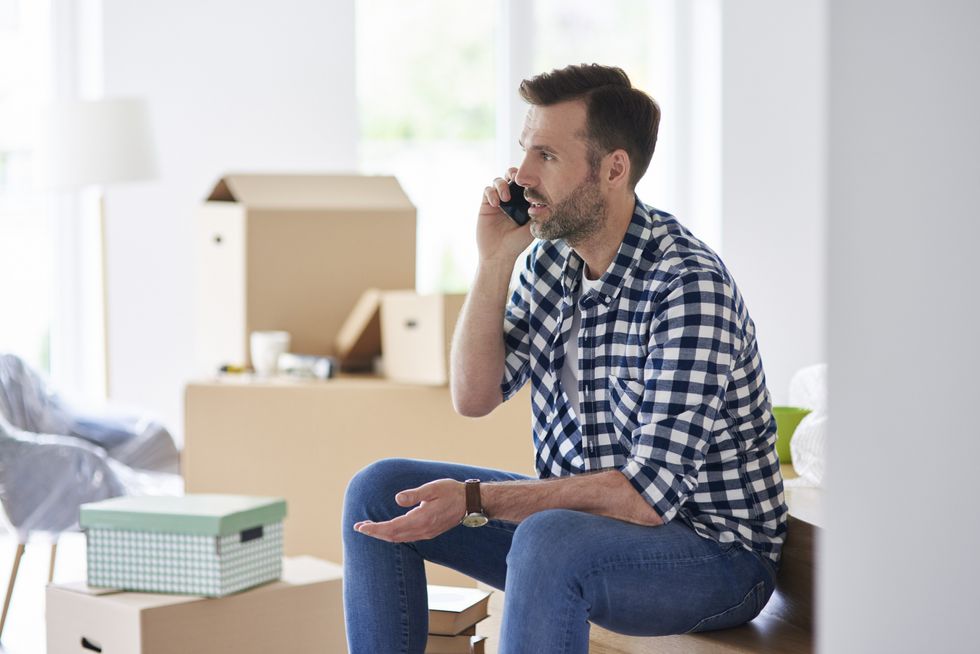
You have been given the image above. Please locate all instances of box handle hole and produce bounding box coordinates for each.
[81,637,103,652]
[404,320,418,329]
[240,525,264,543]
[213,234,223,244]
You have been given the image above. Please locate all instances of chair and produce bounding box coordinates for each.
[0,354,182,640]
[0,353,179,474]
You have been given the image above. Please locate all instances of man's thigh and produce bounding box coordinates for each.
[344,457,530,589]
[504,509,776,636]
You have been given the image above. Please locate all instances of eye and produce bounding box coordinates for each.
[541,151,555,161]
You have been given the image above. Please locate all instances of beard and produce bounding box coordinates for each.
[528,172,607,245]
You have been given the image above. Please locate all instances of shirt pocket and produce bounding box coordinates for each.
[607,375,645,451]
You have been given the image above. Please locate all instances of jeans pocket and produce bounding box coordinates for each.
[685,580,768,634]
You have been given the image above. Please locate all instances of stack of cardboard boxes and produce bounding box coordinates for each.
[46,495,346,652]
[184,174,534,592]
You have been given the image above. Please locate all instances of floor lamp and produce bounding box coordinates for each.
[0,99,158,640]
[35,97,158,399]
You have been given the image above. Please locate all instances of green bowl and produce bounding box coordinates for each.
[771,406,812,464]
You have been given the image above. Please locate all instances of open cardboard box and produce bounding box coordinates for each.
[335,288,466,385]
[195,173,417,375]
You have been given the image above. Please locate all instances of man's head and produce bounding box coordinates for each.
[514,64,660,245]
[520,64,660,190]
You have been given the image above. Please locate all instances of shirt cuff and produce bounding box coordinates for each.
[619,459,681,524]
[500,376,526,402]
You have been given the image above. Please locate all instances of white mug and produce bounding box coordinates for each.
[250,331,291,376]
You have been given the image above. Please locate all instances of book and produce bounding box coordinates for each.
[426,585,491,636]
[425,634,486,654]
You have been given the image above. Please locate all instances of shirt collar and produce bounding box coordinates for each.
[560,197,658,307]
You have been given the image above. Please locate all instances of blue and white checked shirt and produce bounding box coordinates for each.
[501,200,787,563]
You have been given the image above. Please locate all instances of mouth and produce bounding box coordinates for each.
[528,202,549,218]
[526,196,549,217]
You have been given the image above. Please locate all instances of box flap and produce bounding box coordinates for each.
[204,174,414,210]
[49,581,205,609]
[80,494,287,537]
[334,288,384,371]
[50,581,125,597]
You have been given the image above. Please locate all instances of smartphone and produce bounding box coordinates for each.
[499,180,531,226]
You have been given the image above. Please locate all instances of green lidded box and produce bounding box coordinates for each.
[80,494,287,597]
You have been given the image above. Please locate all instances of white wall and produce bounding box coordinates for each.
[720,1,827,404]
[101,0,357,443]
[823,1,980,651]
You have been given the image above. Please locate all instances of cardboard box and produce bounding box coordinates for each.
[195,174,416,375]
[81,495,286,597]
[382,292,466,385]
[334,289,466,384]
[46,556,345,654]
[183,377,533,587]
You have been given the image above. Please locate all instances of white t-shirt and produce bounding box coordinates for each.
[560,271,605,425]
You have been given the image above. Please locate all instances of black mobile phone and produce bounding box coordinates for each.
[499,180,531,226]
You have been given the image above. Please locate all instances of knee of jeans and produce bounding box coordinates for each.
[343,457,415,524]
[506,509,585,578]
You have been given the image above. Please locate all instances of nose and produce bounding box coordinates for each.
[514,155,537,190]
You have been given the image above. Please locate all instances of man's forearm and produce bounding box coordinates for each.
[353,469,663,544]
[450,259,516,417]
[482,471,664,527]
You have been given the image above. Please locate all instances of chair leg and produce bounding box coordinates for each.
[1,543,26,641]
[48,540,58,584]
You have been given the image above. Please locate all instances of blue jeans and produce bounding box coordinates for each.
[342,458,776,654]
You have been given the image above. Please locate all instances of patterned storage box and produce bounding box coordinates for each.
[80,494,286,597]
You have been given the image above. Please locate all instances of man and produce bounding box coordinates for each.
[343,64,786,654]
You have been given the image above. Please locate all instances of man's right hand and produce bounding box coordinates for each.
[479,167,534,264]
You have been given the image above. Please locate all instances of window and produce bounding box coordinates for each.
[354,0,716,291]
[528,0,680,226]
[0,0,54,372]
[356,0,498,293]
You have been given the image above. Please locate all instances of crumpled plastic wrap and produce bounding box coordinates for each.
[0,353,179,473]
[0,416,183,542]
[786,363,828,487]
[0,354,183,542]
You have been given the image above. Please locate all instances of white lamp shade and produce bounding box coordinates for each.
[36,97,159,190]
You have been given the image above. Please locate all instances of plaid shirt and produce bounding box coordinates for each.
[501,200,787,563]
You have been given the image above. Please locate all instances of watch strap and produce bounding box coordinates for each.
[464,478,483,514]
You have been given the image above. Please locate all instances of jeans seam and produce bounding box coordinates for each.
[684,579,766,634]
[558,576,583,654]
[395,544,410,653]
[581,548,732,579]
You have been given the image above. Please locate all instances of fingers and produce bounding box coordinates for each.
[484,178,510,208]
[353,517,409,542]
[353,479,464,543]
[395,488,418,507]
[483,168,520,208]
[353,507,442,543]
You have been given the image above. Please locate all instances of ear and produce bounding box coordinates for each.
[604,149,631,190]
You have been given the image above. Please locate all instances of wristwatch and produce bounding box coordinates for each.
[460,479,489,528]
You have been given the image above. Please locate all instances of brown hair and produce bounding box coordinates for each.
[519,64,660,189]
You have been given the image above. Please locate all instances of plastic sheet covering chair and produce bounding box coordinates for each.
[0,355,183,640]
[0,353,179,474]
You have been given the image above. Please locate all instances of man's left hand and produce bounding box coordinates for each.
[353,478,466,543]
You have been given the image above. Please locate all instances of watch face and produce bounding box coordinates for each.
[461,512,489,528]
